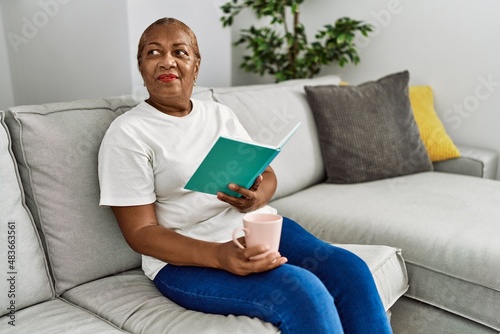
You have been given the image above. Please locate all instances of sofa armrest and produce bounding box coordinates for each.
[432,144,499,179]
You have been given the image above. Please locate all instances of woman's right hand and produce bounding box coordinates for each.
[111,204,287,274]
[215,239,287,276]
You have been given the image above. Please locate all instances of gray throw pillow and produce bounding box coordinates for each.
[305,70,433,184]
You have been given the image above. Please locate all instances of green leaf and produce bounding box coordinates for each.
[219,1,372,82]
[337,33,346,44]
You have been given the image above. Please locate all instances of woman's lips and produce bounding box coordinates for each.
[157,74,178,82]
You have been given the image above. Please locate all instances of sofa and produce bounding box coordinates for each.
[1,73,499,333]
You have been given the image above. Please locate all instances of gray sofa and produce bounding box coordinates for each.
[1,75,499,333]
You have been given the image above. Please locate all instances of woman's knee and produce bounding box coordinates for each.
[262,265,341,333]
[334,247,373,280]
[273,265,334,310]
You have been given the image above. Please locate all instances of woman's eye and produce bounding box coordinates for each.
[147,49,160,56]
[176,50,188,56]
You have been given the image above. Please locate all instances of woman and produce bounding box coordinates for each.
[98,17,392,334]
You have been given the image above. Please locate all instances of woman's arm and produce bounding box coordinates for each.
[111,202,286,276]
[216,166,277,212]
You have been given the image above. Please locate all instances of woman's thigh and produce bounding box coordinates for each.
[153,263,343,334]
[279,217,376,289]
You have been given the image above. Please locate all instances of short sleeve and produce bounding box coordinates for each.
[98,139,156,207]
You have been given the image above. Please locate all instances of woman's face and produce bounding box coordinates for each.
[139,25,200,113]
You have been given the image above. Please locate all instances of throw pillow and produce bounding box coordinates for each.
[409,85,460,162]
[304,70,433,184]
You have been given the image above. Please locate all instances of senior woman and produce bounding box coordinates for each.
[98,17,392,334]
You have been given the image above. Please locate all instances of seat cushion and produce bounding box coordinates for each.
[62,243,405,333]
[270,172,500,330]
[0,111,53,317]
[4,97,143,295]
[0,298,128,334]
[62,269,279,334]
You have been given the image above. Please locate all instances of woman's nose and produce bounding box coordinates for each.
[159,52,176,68]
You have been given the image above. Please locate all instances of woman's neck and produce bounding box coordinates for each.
[146,98,192,117]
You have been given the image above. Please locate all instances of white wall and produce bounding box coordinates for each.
[0,3,15,110]
[2,0,132,106]
[230,0,500,178]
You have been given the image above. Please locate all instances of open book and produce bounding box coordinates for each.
[185,122,301,197]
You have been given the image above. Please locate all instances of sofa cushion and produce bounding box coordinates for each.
[62,243,405,333]
[4,97,143,295]
[212,75,341,200]
[0,111,54,317]
[62,269,279,334]
[304,71,433,184]
[0,298,128,334]
[270,172,500,330]
[409,85,460,162]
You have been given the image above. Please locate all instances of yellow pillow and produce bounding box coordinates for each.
[409,86,460,162]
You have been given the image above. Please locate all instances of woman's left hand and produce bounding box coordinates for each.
[217,175,263,213]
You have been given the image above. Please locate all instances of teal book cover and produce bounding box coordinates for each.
[185,122,301,197]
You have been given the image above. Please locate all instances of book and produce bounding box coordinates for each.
[185,122,301,197]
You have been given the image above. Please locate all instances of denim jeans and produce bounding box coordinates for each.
[153,218,392,334]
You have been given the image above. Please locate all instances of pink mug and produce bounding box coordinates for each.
[232,213,283,259]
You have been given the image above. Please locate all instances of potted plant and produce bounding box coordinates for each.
[220,0,372,82]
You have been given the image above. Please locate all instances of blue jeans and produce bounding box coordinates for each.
[153,218,392,334]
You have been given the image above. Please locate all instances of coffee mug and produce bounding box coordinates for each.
[232,213,283,259]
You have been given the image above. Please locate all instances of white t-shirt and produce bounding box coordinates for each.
[98,99,276,279]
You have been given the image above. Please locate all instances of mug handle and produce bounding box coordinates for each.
[232,227,249,249]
